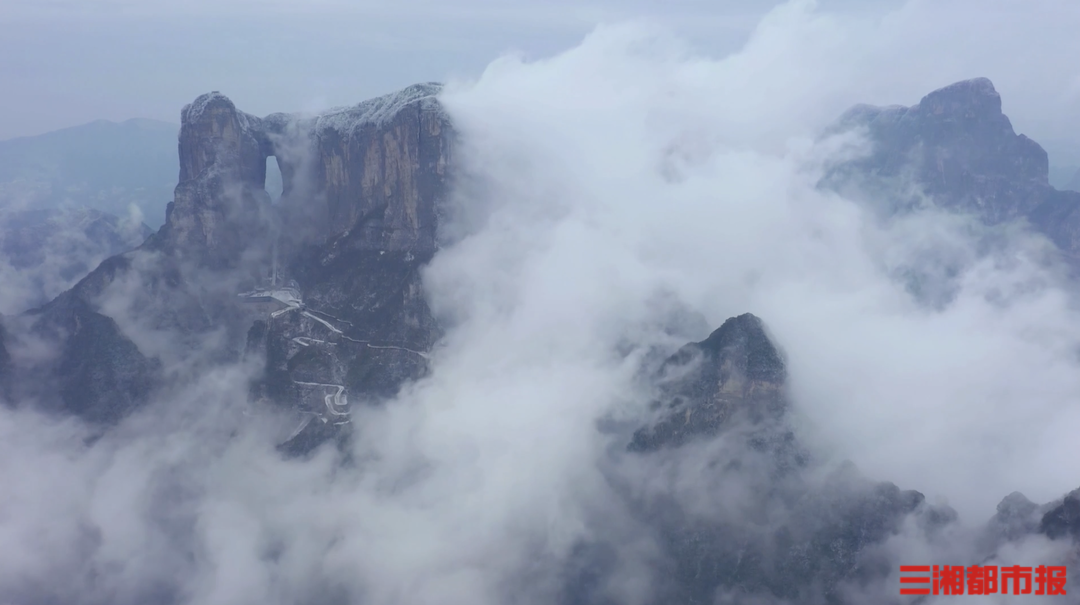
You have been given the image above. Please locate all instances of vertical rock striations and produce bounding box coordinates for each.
[153,91,274,270]
[306,82,449,253]
[252,84,452,452]
[8,84,453,429]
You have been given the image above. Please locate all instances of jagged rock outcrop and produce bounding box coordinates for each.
[981,491,1044,550]
[976,485,1080,555]
[630,313,789,453]
[828,77,1080,266]
[6,85,453,431]
[8,92,283,426]
[618,306,1077,603]
[1040,486,1080,541]
[150,92,274,271]
[249,84,452,451]
[287,82,450,254]
[612,313,944,605]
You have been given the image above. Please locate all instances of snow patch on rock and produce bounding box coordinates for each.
[314,82,444,135]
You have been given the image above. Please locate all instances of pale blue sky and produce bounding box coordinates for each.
[3,0,1079,164]
[1,0,782,138]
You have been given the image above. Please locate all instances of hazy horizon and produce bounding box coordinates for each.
[4,0,1080,165]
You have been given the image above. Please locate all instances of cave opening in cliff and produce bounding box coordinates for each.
[265,155,283,203]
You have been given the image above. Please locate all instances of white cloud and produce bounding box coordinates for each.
[2,1,1080,603]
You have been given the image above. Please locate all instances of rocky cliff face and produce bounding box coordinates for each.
[827,77,1080,266]
[630,314,790,453]
[606,310,1076,604]
[1040,487,1080,541]
[148,83,450,275]
[151,92,273,270]
[1,84,453,432]
[608,313,945,604]
[302,82,449,253]
[251,84,451,452]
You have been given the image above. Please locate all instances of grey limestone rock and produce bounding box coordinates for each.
[8,84,453,433]
[827,77,1080,267]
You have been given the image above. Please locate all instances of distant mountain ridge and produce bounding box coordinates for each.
[0,118,179,227]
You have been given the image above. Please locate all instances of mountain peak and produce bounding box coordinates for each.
[696,312,786,384]
[916,77,1005,123]
[827,76,1054,227]
[922,76,998,100]
[630,313,789,452]
[181,91,240,122]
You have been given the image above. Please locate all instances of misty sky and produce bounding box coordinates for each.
[2,0,774,138]
[9,0,1077,163]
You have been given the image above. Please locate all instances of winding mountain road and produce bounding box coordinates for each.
[294,381,350,417]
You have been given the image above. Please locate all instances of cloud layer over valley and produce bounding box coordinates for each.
[1,1,1079,604]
